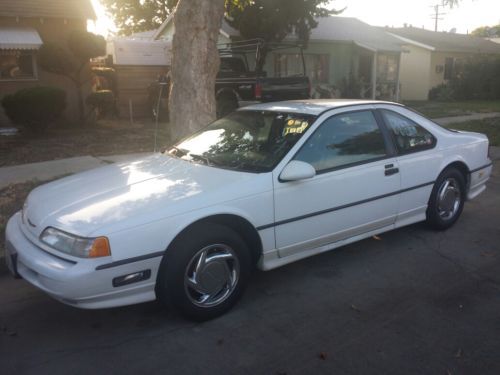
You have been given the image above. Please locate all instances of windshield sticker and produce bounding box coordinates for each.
[283,119,309,136]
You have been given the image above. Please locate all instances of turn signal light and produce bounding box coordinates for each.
[89,237,111,258]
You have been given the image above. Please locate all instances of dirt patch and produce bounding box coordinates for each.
[0,119,170,167]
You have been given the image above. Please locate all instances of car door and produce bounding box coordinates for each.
[273,108,401,258]
[376,107,439,227]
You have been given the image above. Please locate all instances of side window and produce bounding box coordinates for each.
[294,110,387,173]
[381,110,436,154]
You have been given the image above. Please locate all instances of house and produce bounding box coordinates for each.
[106,32,172,117]
[154,16,405,101]
[387,26,500,100]
[0,0,96,124]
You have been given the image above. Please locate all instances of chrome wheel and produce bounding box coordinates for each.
[437,177,462,220]
[184,244,240,308]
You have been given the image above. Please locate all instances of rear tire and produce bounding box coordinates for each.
[426,168,466,230]
[156,223,252,321]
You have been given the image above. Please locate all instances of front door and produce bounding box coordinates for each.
[273,109,401,258]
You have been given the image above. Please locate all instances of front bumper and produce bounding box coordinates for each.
[5,212,160,309]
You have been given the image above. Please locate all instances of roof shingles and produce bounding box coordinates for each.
[0,0,96,20]
[388,27,500,54]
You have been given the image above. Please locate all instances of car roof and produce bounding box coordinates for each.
[240,99,402,116]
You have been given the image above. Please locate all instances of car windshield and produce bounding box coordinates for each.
[167,110,317,173]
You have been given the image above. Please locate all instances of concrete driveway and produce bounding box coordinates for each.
[0,163,499,375]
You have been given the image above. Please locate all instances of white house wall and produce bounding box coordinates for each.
[399,44,432,101]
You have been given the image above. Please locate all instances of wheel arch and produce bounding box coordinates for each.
[215,88,239,102]
[439,159,470,190]
[167,214,263,265]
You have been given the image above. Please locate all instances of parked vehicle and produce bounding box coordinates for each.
[5,100,492,321]
[149,39,311,120]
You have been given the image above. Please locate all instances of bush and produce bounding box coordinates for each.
[429,57,500,101]
[452,57,500,100]
[428,83,455,101]
[1,86,66,132]
[86,90,116,119]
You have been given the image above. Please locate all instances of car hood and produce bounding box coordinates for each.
[23,154,268,237]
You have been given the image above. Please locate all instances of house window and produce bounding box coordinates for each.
[275,53,329,84]
[0,50,37,80]
[377,54,398,82]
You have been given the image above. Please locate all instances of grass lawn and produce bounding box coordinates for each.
[405,100,500,119]
[444,117,500,146]
[0,119,170,167]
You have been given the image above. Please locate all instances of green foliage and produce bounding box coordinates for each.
[1,87,66,132]
[68,31,106,61]
[101,0,178,35]
[38,31,106,77]
[38,43,77,76]
[429,57,500,101]
[225,0,339,44]
[442,0,461,8]
[86,90,116,119]
[471,24,500,38]
[428,83,455,101]
[37,31,106,124]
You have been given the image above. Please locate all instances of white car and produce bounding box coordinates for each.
[5,100,492,320]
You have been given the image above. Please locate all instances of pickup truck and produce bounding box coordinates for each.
[149,39,311,120]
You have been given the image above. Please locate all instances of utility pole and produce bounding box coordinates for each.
[430,3,446,31]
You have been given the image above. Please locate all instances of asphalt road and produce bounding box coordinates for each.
[1,164,499,375]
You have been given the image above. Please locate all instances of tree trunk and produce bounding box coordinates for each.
[169,0,225,143]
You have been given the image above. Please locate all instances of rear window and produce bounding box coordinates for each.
[381,110,436,154]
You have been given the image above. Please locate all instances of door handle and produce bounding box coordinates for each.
[384,164,399,176]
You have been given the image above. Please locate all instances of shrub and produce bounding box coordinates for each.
[86,90,116,119]
[428,83,455,101]
[1,86,66,132]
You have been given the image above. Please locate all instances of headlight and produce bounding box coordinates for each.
[40,227,111,258]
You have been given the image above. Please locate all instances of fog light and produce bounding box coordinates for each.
[112,270,151,287]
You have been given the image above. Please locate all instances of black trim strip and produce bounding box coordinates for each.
[96,251,164,271]
[469,163,493,174]
[256,181,435,231]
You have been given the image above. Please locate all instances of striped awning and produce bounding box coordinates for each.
[0,27,43,50]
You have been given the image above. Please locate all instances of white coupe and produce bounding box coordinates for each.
[5,100,492,320]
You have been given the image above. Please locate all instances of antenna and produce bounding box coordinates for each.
[430,3,446,31]
[154,82,168,153]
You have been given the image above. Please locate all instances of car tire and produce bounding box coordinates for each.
[216,96,238,118]
[426,167,466,230]
[156,223,252,321]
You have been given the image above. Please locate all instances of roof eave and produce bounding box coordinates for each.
[387,33,436,51]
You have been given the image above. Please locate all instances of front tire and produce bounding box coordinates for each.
[156,223,252,321]
[426,168,466,230]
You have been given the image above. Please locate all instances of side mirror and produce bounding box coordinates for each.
[280,160,316,182]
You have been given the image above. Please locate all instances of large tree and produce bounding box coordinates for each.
[169,0,225,142]
[104,0,341,140]
[101,0,178,35]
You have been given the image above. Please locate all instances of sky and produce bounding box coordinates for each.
[88,0,500,37]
